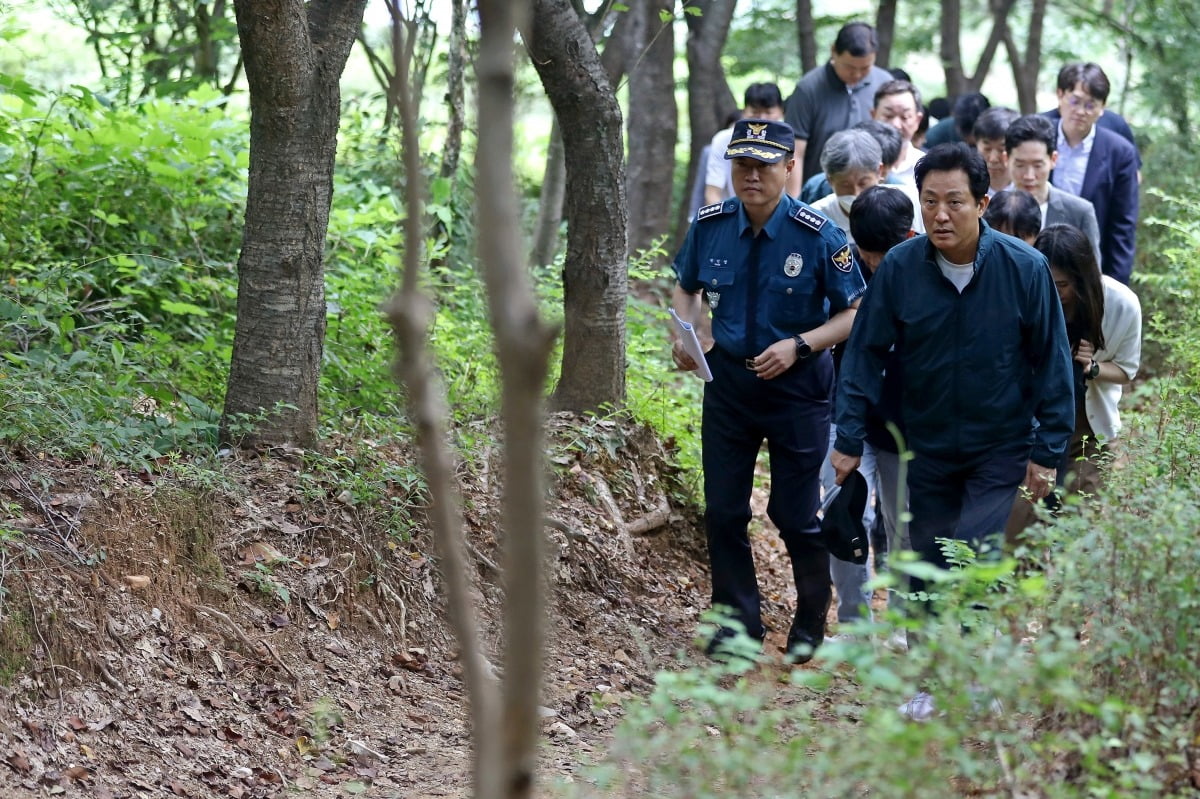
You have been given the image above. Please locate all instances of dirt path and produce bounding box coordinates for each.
[0,425,829,798]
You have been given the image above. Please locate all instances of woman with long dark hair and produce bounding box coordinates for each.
[1007,223,1142,539]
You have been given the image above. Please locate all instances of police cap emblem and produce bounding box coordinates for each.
[784,252,804,277]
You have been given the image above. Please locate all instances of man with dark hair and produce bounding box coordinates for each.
[704,83,786,205]
[983,189,1042,244]
[923,92,990,149]
[1005,114,1102,266]
[851,185,914,267]
[973,106,1020,196]
[832,143,1074,718]
[1044,62,1139,284]
[784,22,894,192]
[1043,64,1140,160]
[673,118,866,663]
[871,79,924,185]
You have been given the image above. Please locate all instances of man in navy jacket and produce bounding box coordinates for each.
[831,144,1074,600]
[1045,63,1140,284]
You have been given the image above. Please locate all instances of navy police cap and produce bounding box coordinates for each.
[724,118,796,163]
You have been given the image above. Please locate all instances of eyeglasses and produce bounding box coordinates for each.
[1065,94,1101,114]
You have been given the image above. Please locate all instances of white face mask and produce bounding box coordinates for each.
[837,195,857,214]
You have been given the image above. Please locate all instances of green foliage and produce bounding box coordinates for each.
[624,242,703,498]
[565,436,1200,797]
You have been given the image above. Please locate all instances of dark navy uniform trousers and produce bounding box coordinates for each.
[702,345,833,642]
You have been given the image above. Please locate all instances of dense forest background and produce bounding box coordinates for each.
[1,1,1200,797]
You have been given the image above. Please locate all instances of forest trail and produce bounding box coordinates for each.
[0,416,828,798]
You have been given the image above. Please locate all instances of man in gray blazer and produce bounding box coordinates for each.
[1005,115,1102,268]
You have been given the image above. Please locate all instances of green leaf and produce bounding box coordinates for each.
[683,5,703,15]
[160,300,210,316]
[658,9,673,23]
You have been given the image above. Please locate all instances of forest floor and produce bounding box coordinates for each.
[0,414,849,798]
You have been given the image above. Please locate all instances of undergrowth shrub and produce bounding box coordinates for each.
[563,425,1200,797]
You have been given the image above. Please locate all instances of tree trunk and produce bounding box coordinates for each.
[625,0,676,257]
[673,0,737,249]
[222,0,368,446]
[875,0,898,68]
[1004,0,1047,113]
[796,0,817,73]
[474,0,557,791]
[941,0,1016,95]
[524,0,628,412]
[439,0,468,180]
[940,0,966,97]
[531,118,566,266]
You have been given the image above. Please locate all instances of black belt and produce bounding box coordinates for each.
[712,345,761,371]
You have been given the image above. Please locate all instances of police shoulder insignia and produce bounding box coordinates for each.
[831,244,854,273]
[697,202,730,221]
[790,205,827,231]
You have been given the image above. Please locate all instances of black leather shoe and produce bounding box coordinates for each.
[704,625,764,663]
[785,629,819,663]
[786,616,824,664]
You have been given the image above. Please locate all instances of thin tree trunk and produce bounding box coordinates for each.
[674,0,737,249]
[1003,0,1046,113]
[439,0,467,180]
[474,1,557,791]
[625,0,676,257]
[940,0,966,97]
[531,118,566,266]
[222,0,368,446]
[875,0,898,68]
[525,0,628,412]
[797,0,817,73]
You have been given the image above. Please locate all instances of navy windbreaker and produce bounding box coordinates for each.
[834,222,1074,468]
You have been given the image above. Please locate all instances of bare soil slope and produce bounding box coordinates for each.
[0,415,805,798]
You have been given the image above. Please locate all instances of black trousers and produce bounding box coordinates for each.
[702,346,833,641]
[907,443,1030,602]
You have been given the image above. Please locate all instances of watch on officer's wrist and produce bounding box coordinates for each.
[793,335,812,360]
[1085,359,1100,381]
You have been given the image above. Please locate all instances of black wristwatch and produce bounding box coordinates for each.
[1085,359,1100,381]
[793,335,812,360]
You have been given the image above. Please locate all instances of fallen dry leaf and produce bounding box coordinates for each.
[240,542,285,565]
[64,765,90,782]
[123,575,151,590]
[6,750,31,773]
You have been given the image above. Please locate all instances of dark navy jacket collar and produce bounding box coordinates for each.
[922,220,994,270]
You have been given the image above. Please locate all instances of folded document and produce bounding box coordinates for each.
[669,309,713,382]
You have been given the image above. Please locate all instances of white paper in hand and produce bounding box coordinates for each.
[669,309,713,382]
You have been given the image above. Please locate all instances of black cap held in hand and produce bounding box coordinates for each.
[822,470,870,565]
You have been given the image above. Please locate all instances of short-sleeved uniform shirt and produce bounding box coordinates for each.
[674,193,866,360]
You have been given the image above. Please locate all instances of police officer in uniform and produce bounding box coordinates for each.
[672,119,867,661]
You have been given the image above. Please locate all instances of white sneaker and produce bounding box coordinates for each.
[823,632,857,644]
[899,691,935,721]
[968,684,1005,716]
[883,630,909,652]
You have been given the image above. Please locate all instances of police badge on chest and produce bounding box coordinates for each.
[784,252,804,277]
